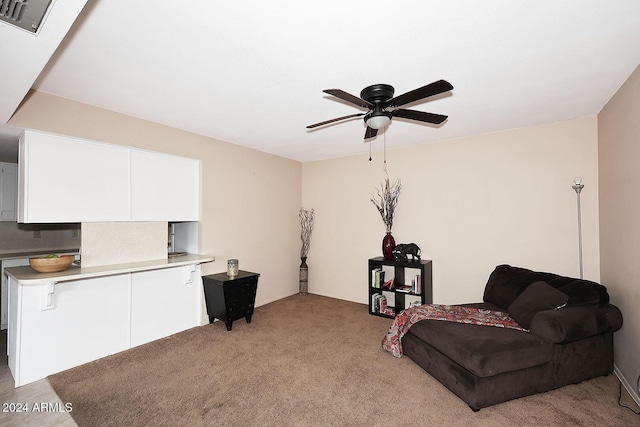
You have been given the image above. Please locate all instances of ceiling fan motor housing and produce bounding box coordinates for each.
[360,84,394,104]
[361,84,394,129]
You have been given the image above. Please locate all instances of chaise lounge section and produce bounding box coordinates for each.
[401,264,623,410]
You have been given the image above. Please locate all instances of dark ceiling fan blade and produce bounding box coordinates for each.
[391,109,448,125]
[364,126,378,139]
[386,80,453,108]
[306,113,365,129]
[323,89,373,108]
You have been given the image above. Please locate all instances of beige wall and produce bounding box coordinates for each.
[598,64,640,401]
[303,117,600,305]
[9,91,302,307]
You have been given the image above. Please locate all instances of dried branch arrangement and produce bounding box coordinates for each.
[299,208,315,258]
[371,175,402,233]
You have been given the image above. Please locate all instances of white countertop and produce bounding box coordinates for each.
[5,254,215,285]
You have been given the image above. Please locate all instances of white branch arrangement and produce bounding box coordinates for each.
[299,208,315,258]
[371,175,402,233]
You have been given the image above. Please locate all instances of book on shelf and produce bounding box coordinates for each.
[371,268,386,289]
[378,295,387,313]
[371,293,380,312]
[381,307,395,316]
[395,285,413,293]
[371,268,381,288]
[404,294,422,309]
[377,270,385,288]
[382,264,394,278]
[412,274,421,294]
[371,293,389,314]
[382,290,395,308]
[381,277,394,290]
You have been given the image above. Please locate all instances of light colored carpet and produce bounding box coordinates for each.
[48,294,639,426]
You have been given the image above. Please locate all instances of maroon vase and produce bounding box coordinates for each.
[382,232,395,260]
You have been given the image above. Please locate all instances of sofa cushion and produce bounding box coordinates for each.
[554,279,609,307]
[530,304,623,343]
[483,265,557,309]
[405,316,552,378]
[508,281,568,329]
[483,264,609,309]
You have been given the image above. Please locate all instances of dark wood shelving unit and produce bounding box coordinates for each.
[368,257,432,318]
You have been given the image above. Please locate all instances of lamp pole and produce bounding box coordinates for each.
[572,177,584,279]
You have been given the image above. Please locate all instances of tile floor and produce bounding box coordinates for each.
[0,330,76,427]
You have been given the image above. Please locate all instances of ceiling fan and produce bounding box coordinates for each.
[307,80,454,139]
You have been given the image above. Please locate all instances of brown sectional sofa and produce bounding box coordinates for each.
[402,264,623,410]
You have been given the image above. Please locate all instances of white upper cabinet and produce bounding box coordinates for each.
[19,131,130,222]
[0,162,18,221]
[18,130,199,223]
[130,150,199,221]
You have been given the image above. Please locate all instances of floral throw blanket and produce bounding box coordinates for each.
[382,304,527,358]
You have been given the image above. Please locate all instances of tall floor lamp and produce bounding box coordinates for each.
[572,177,584,279]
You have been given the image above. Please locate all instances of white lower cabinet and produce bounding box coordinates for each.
[8,264,203,387]
[130,265,201,347]
[9,274,130,387]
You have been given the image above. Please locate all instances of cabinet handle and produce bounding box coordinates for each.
[185,265,196,284]
[41,282,56,311]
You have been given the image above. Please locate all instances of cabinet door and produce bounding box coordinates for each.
[19,131,130,222]
[10,275,130,386]
[130,150,199,221]
[0,162,17,221]
[130,265,202,347]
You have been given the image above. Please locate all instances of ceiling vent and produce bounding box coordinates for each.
[0,0,53,34]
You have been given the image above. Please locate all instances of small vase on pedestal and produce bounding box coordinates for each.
[299,257,308,295]
[382,232,395,261]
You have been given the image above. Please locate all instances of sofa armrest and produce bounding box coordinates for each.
[529,304,623,344]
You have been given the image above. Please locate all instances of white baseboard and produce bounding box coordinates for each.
[614,364,640,408]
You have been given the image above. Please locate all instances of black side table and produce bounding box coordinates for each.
[202,270,260,331]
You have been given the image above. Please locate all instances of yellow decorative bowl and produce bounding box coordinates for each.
[29,255,74,273]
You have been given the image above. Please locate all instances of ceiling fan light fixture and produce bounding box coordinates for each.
[366,114,391,130]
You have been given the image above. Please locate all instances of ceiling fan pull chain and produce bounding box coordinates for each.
[369,140,372,161]
[383,131,387,165]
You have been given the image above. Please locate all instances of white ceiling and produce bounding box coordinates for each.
[2,1,640,162]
